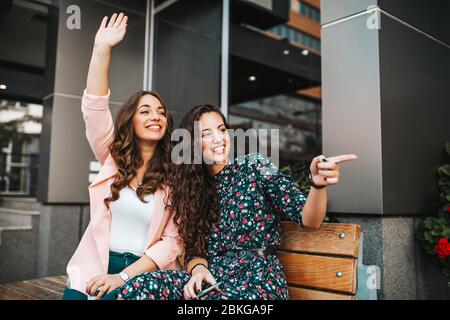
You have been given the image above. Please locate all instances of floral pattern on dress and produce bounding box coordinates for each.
[116,153,307,300]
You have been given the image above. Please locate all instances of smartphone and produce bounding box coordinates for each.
[196,281,222,298]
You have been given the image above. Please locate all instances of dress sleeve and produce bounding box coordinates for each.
[250,153,307,225]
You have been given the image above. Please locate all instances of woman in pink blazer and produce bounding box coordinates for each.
[63,13,182,300]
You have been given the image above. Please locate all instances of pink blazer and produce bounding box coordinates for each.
[66,90,182,293]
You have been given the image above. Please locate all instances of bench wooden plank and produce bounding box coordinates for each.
[288,286,356,300]
[2,280,63,300]
[0,286,35,300]
[278,252,357,294]
[280,222,361,258]
[47,275,68,286]
[27,278,66,295]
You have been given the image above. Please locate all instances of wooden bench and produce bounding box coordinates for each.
[0,275,67,300]
[0,222,376,300]
[279,221,362,300]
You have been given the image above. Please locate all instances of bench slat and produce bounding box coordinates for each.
[1,281,63,300]
[288,286,356,300]
[278,252,357,294]
[281,222,361,258]
[47,275,68,286]
[0,286,35,300]
[27,278,66,295]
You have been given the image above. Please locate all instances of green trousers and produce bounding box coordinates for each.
[62,251,140,300]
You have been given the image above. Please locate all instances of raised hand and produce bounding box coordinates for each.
[309,154,358,187]
[94,13,128,49]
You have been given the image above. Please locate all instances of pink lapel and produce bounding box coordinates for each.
[89,154,118,188]
[146,188,168,246]
[89,154,170,269]
[89,154,117,271]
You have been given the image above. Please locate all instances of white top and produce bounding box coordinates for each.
[109,185,154,257]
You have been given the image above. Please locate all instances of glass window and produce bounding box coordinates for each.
[281,26,286,38]
[229,8,323,168]
[293,30,299,44]
[300,2,320,22]
[300,2,307,15]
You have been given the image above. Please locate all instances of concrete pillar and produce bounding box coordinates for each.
[321,0,450,299]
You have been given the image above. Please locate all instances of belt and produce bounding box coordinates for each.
[220,247,278,259]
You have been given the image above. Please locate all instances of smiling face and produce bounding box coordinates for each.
[132,94,167,143]
[198,111,230,165]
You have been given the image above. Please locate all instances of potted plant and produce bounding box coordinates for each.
[417,142,450,287]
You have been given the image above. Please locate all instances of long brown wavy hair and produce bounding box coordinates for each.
[104,90,173,208]
[168,104,228,258]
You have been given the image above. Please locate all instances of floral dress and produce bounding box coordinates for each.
[116,153,307,300]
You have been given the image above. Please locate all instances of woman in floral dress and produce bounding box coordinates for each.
[116,105,358,300]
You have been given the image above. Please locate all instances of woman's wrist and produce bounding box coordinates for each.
[186,256,207,271]
[307,173,327,189]
[190,263,208,276]
[93,43,112,55]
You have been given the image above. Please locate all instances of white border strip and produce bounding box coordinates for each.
[144,0,153,90]
[221,0,230,117]
[322,9,370,29]
[154,0,179,15]
[380,8,450,49]
[145,0,179,90]
[322,7,450,49]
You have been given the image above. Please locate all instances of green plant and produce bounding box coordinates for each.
[417,142,450,287]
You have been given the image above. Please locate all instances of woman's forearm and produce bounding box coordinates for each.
[185,257,208,274]
[86,44,111,96]
[301,187,327,228]
[121,255,158,279]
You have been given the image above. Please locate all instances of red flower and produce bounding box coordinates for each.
[435,238,450,259]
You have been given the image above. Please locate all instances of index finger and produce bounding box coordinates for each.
[326,154,358,164]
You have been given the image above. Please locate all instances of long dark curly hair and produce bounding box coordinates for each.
[104,90,173,208]
[169,104,227,258]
